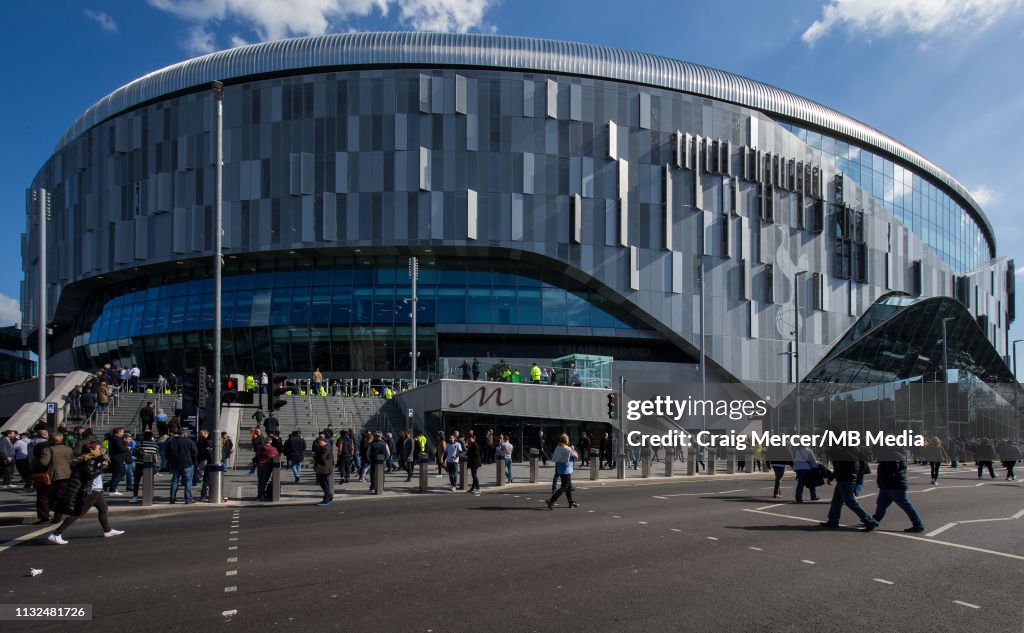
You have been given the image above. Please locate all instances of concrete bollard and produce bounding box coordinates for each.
[744,453,753,473]
[373,455,385,495]
[726,451,736,474]
[142,453,155,506]
[418,453,429,493]
[616,453,625,480]
[590,449,600,481]
[686,448,696,476]
[495,449,506,487]
[458,455,467,491]
[270,455,282,502]
[707,454,716,475]
[529,448,539,484]
[641,448,652,478]
[665,451,674,477]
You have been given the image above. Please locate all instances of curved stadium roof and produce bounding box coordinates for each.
[52,31,994,252]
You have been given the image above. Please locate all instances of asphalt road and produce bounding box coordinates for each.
[0,466,1021,633]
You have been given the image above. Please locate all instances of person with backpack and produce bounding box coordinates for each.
[546,435,580,510]
[336,430,355,484]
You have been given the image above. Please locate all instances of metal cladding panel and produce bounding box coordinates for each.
[440,380,610,422]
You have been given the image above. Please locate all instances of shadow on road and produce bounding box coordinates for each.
[466,506,549,512]
[726,524,830,532]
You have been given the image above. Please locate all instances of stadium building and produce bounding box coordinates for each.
[21,33,1020,437]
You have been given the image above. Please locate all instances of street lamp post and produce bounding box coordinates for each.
[210,80,225,505]
[697,256,706,433]
[409,256,419,393]
[793,271,807,435]
[941,316,955,444]
[34,189,51,403]
[1013,339,1023,437]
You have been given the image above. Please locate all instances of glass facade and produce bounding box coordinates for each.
[72,257,649,375]
[781,123,989,272]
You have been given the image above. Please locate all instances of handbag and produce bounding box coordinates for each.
[805,468,826,488]
[30,471,52,487]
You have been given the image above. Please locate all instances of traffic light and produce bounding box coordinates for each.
[607,393,617,419]
[224,376,236,391]
[271,375,289,411]
[197,366,208,401]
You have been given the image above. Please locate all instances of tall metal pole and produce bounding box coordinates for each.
[210,81,224,504]
[1012,339,1022,437]
[698,256,706,433]
[941,317,954,444]
[409,257,418,391]
[36,189,49,402]
[618,374,625,453]
[794,271,807,435]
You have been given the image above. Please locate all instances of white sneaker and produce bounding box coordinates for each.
[450,486,456,491]
[47,534,68,545]
[104,529,125,538]
[129,496,141,503]
[109,491,123,496]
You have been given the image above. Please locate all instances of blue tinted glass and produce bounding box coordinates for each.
[437,288,466,323]
[542,288,566,325]
[467,288,491,323]
[517,288,541,325]
[492,289,516,324]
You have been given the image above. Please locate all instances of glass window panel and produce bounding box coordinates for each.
[542,288,567,325]
[492,288,516,324]
[517,288,541,325]
[467,288,491,323]
[437,287,466,324]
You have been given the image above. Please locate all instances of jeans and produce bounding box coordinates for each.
[170,466,195,502]
[446,462,458,488]
[549,473,575,506]
[108,460,125,492]
[872,488,923,528]
[826,481,877,526]
[1002,460,1017,479]
[289,460,302,480]
[132,464,144,496]
[978,461,995,478]
[470,467,480,491]
[794,470,818,501]
[853,472,865,497]
[316,473,333,502]
[772,466,786,496]
[929,462,941,481]
[505,458,513,482]
[257,467,273,499]
[122,463,135,493]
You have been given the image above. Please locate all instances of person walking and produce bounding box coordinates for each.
[871,447,925,533]
[367,432,389,493]
[47,440,124,545]
[924,436,948,486]
[975,438,997,479]
[546,435,579,509]
[255,439,279,501]
[471,358,481,381]
[535,430,548,467]
[819,445,879,531]
[196,428,214,500]
[497,434,514,484]
[466,436,482,493]
[399,431,415,482]
[0,430,15,487]
[444,434,463,491]
[285,431,307,483]
[105,428,129,495]
[313,436,334,505]
[221,432,233,473]
[166,430,198,504]
[129,431,159,503]
[36,431,74,524]
[766,446,792,499]
[578,432,591,467]
[436,431,447,477]
[793,446,820,503]
[997,439,1020,481]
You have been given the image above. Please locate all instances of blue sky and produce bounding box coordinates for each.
[2,0,1023,369]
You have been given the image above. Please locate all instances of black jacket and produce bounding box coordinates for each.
[367,439,389,462]
[399,436,414,460]
[313,441,334,475]
[196,436,214,463]
[54,456,107,517]
[108,435,130,464]
[974,443,996,460]
[285,436,307,462]
[467,442,482,469]
[828,447,863,482]
[875,459,909,490]
[166,436,198,469]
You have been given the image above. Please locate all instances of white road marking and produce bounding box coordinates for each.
[742,509,1024,562]
[706,536,718,541]
[953,600,980,609]
[926,522,957,538]
[228,546,238,551]
[0,525,55,554]
[756,503,784,510]
[670,529,682,532]
[224,586,237,593]
[227,557,238,563]
[652,496,669,500]
[748,547,763,551]
[638,521,648,525]
[873,578,894,585]
[957,517,1012,524]
[229,530,239,534]
[801,560,815,565]
[1011,508,1024,519]
[587,510,595,513]
[222,610,238,618]
[717,489,747,494]
[612,515,622,519]
[226,570,237,576]
[975,483,984,487]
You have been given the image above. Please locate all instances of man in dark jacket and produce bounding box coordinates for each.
[336,430,355,484]
[820,445,879,531]
[578,432,591,467]
[871,447,924,532]
[398,431,415,481]
[166,431,198,504]
[263,414,280,437]
[106,428,130,495]
[312,436,334,505]
[975,438,997,479]
[285,431,307,483]
[36,432,74,524]
[367,432,389,493]
[195,429,214,500]
[139,402,156,433]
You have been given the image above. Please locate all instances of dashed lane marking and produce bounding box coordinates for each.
[801,560,816,565]
[873,578,894,585]
[926,522,957,538]
[743,509,1024,562]
[706,537,718,541]
[227,557,237,563]
[228,546,238,551]
[748,547,763,551]
[229,530,239,534]
[229,537,239,542]
[670,529,682,532]
[224,586,237,593]
[975,483,984,487]
[638,521,648,525]
[756,503,784,510]
[612,515,622,519]
[652,496,669,500]
[222,610,238,618]
[0,525,56,554]
[226,570,237,576]
[953,600,980,609]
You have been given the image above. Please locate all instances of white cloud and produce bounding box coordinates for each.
[229,34,251,48]
[969,184,997,207]
[84,9,118,32]
[802,0,1022,45]
[149,0,493,52]
[0,293,20,326]
[1017,266,1024,277]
